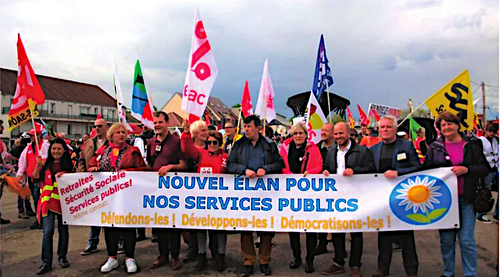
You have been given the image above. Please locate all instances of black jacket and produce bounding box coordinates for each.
[423,135,490,204]
[227,134,284,175]
[370,137,421,175]
[323,138,376,174]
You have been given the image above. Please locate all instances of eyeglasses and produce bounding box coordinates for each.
[225,126,234,129]
[487,128,495,132]
[206,140,219,146]
[93,125,103,128]
[293,132,305,136]
[350,134,357,138]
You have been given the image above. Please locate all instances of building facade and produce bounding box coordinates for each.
[0,68,117,140]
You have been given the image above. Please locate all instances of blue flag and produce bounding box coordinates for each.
[311,34,334,100]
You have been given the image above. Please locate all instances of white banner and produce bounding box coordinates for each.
[368,103,402,119]
[58,168,459,232]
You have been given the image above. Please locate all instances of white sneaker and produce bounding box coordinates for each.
[125,258,138,273]
[101,257,119,273]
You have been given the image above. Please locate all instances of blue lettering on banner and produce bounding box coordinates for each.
[286,178,337,191]
[278,198,358,212]
[142,195,179,209]
[234,177,280,191]
[158,176,228,190]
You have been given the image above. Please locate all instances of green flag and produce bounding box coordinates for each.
[409,116,422,141]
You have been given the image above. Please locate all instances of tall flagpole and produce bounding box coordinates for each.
[326,83,332,123]
[263,91,267,135]
[28,101,40,151]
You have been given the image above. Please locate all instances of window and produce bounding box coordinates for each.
[80,106,90,114]
[41,103,48,111]
[2,107,9,114]
[94,107,98,115]
[67,124,72,135]
[103,109,108,118]
[68,104,72,115]
[109,110,115,120]
[50,103,55,114]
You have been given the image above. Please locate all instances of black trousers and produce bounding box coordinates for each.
[155,228,181,259]
[377,231,418,275]
[187,230,218,257]
[318,232,328,246]
[332,232,363,268]
[289,232,318,263]
[137,227,145,236]
[104,227,136,258]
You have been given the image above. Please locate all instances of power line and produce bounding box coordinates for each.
[471,81,499,88]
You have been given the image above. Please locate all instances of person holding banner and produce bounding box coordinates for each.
[423,112,490,277]
[87,123,146,274]
[369,115,421,277]
[321,121,376,277]
[32,138,73,275]
[17,125,50,229]
[279,122,323,273]
[147,112,187,271]
[227,115,284,276]
[79,118,109,256]
[181,119,229,272]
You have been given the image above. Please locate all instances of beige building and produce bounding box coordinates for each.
[0,68,118,140]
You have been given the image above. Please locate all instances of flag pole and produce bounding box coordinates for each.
[326,83,332,123]
[263,92,267,135]
[28,100,40,151]
[236,107,242,135]
[397,101,427,127]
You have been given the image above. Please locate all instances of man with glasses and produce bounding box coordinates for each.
[79,118,109,255]
[222,121,242,154]
[478,123,499,222]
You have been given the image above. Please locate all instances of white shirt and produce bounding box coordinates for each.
[336,140,352,174]
[133,137,148,165]
[16,140,50,177]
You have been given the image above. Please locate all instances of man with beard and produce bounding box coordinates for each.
[321,122,375,277]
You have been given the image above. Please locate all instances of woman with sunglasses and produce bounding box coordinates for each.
[279,123,323,273]
[181,119,229,272]
[88,123,146,274]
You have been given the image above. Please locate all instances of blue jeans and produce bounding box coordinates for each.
[439,196,477,277]
[41,211,69,266]
[88,226,101,247]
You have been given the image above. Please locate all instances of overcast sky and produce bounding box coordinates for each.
[0,0,498,119]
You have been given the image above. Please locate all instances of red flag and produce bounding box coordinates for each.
[369,108,381,122]
[241,80,253,117]
[357,104,370,126]
[205,110,211,126]
[8,34,46,131]
[346,105,355,129]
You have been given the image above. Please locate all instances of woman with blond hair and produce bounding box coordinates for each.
[279,122,323,273]
[88,123,146,274]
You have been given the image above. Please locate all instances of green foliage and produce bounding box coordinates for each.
[232,104,241,108]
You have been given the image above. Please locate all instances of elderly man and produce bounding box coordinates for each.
[369,116,421,277]
[321,122,375,277]
[227,115,284,276]
[79,118,109,255]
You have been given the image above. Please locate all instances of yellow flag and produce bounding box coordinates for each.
[425,70,473,131]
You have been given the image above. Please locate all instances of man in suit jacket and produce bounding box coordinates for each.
[369,115,421,277]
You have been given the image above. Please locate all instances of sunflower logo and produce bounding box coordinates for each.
[389,175,452,225]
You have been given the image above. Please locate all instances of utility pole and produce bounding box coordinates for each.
[482,82,486,123]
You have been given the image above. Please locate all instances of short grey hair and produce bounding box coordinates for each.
[290,123,308,136]
[379,115,398,129]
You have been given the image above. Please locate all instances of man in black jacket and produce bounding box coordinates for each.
[369,116,421,277]
[227,115,284,276]
[320,121,375,277]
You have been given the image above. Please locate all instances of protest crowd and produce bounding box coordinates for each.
[0,109,498,277]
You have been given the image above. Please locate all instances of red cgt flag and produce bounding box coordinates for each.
[357,104,370,126]
[9,34,46,131]
[241,80,253,117]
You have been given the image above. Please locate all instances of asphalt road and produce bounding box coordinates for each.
[1,190,498,277]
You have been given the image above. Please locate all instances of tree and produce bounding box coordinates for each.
[232,103,241,108]
[330,114,344,124]
[400,108,430,119]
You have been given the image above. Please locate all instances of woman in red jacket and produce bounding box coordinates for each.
[88,123,146,274]
[181,120,228,272]
[33,138,74,275]
[279,123,323,274]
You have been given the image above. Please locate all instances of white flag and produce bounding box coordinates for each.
[255,59,276,122]
[181,8,218,119]
[113,63,133,132]
[305,92,327,144]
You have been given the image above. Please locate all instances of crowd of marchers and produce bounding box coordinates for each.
[0,110,497,277]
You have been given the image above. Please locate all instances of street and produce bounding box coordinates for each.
[1,190,498,277]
